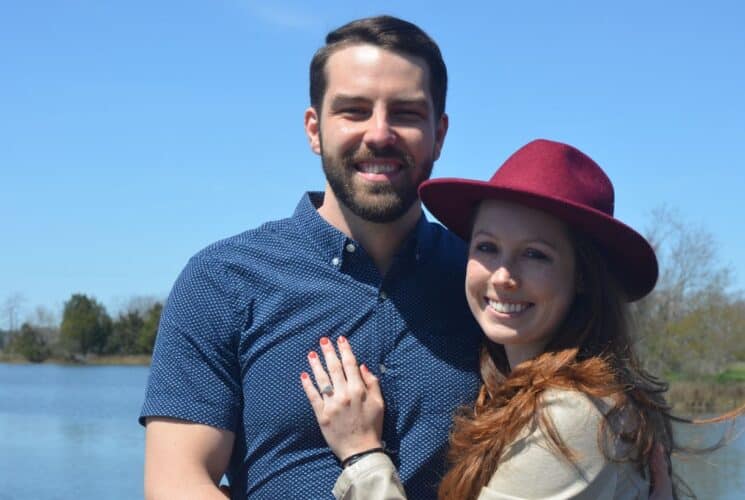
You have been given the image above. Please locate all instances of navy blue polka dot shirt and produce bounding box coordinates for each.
[141,192,482,499]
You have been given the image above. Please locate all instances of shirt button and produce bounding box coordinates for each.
[345,243,356,253]
[379,291,387,300]
[379,364,387,374]
[331,257,340,266]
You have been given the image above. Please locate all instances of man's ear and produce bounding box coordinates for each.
[433,112,449,161]
[304,107,321,155]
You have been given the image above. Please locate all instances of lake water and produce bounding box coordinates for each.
[0,364,743,499]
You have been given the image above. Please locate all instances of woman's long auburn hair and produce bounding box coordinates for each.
[438,232,684,500]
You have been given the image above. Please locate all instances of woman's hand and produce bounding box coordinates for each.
[301,336,385,462]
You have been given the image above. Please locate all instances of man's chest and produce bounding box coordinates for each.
[233,269,481,441]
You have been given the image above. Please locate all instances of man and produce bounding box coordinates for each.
[142,16,482,499]
[141,15,672,499]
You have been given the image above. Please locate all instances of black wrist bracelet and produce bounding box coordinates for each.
[341,447,387,468]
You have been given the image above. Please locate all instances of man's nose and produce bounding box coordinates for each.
[363,111,397,150]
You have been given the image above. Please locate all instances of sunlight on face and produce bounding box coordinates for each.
[465,200,577,364]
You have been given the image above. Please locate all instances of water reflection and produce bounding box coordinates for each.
[673,419,745,498]
[0,364,148,499]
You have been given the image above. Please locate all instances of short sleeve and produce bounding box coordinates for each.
[139,254,244,431]
[479,390,623,499]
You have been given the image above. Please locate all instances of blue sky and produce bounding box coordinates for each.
[2,0,744,323]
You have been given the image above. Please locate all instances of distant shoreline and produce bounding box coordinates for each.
[2,355,743,415]
[0,353,151,366]
[667,380,745,416]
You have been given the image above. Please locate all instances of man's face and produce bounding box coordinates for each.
[305,44,448,223]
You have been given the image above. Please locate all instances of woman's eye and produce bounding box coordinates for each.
[474,241,497,253]
[524,248,549,260]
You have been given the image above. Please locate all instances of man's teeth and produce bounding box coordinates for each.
[488,300,529,314]
[357,162,398,174]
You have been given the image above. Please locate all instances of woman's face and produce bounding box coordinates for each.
[466,200,577,358]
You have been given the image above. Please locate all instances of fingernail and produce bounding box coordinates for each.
[361,364,376,377]
[338,336,346,344]
[308,351,317,359]
[320,337,329,346]
[300,372,309,380]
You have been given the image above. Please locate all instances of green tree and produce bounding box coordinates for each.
[137,302,163,354]
[60,294,112,356]
[8,323,50,362]
[106,310,145,355]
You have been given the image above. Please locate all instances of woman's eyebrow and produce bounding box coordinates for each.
[471,229,559,250]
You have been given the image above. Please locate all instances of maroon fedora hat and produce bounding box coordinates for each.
[419,139,658,301]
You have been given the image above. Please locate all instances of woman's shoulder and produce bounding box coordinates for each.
[494,389,608,473]
[482,388,648,499]
[538,388,612,432]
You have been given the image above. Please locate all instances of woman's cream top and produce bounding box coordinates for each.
[332,389,650,499]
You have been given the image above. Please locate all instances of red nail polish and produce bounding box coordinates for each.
[300,372,309,380]
[338,336,346,344]
[308,351,317,359]
[320,337,329,346]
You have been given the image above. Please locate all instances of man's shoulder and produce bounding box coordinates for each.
[191,214,299,265]
[425,218,466,244]
[190,193,323,266]
[420,218,468,266]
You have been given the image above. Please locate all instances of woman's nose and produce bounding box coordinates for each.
[492,265,518,290]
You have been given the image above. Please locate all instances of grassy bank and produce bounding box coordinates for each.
[85,354,152,365]
[1,353,743,414]
[668,380,745,415]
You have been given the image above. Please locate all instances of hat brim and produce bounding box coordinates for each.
[419,177,658,301]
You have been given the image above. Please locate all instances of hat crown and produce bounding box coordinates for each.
[418,138,658,300]
[490,139,614,216]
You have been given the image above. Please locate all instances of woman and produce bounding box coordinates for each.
[300,139,740,499]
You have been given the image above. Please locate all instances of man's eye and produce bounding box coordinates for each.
[396,110,422,119]
[340,108,368,117]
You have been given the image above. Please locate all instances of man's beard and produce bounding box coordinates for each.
[321,142,434,223]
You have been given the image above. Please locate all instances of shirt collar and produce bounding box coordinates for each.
[291,191,437,268]
[292,192,348,268]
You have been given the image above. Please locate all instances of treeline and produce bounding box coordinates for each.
[0,294,162,363]
[631,208,745,381]
[1,209,744,377]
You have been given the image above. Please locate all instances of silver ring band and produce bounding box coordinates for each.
[320,384,334,396]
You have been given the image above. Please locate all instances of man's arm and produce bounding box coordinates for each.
[144,417,235,500]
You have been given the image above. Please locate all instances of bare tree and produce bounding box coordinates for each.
[1,292,27,332]
[113,295,162,316]
[632,207,741,376]
[26,305,60,329]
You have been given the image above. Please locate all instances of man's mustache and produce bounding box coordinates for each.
[345,146,409,165]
